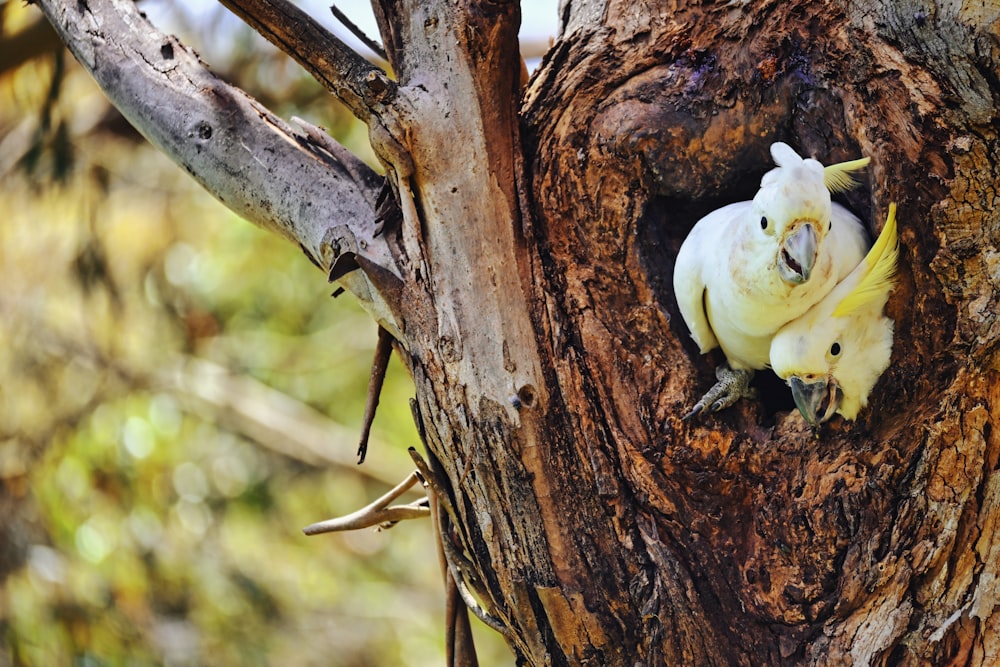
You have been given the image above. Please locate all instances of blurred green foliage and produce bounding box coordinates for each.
[0,1,511,664]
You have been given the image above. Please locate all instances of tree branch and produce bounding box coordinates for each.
[3,310,407,487]
[330,4,388,61]
[217,0,396,122]
[357,326,394,464]
[35,0,403,329]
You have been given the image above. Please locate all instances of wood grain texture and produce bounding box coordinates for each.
[34,0,397,325]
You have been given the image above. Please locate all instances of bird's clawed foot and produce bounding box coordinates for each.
[682,364,756,421]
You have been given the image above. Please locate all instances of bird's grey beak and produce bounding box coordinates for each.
[778,223,819,284]
[789,376,842,426]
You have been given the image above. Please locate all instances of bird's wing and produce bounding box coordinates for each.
[673,203,748,353]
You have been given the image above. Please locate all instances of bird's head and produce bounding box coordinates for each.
[770,315,852,426]
[770,204,899,425]
[753,142,871,286]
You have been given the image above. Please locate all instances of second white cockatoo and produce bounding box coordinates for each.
[673,142,872,418]
[770,203,899,426]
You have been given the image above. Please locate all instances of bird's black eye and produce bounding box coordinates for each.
[830,342,842,356]
[828,220,833,231]
[760,216,768,230]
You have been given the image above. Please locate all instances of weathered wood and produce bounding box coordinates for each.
[364,2,587,660]
[218,0,395,122]
[34,0,404,332]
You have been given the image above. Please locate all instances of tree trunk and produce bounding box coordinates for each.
[37,0,1000,663]
[516,1,1000,662]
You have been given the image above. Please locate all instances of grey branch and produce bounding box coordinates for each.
[34,0,402,329]
[164,356,404,487]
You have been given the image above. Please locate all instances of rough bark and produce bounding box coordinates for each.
[36,0,1000,664]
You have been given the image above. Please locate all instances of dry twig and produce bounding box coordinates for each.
[408,447,507,635]
[217,0,396,121]
[330,4,388,60]
[302,470,429,535]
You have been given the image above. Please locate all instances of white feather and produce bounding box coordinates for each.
[770,205,899,420]
[673,142,870,372]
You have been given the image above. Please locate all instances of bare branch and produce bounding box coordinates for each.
[302,471,429,535]
[441,520,509,634]
[302,498,428,534]
[289,116,383,208]
[35,0,403,326]
[218,0,396,122]
[5,311,407,486]
[330,4,388,61]
[164,356,404,486]
[36,0,368,251]
[410,447,508,634]
[408,447,458,520]
[369,0,404,75]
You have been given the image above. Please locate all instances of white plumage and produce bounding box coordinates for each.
[673,142,872,417]
[770,204,899,424]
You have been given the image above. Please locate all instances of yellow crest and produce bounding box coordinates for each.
[824,156,871,193]
[833,203,899,317]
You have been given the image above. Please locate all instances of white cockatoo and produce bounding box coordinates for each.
[673,142,872,418]
[770,203,899,426]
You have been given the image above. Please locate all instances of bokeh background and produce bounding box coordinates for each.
[0,1,554,664]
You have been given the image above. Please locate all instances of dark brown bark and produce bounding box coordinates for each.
[502,0,1000,663]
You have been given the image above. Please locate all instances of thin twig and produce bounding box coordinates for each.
[301,498,427,534]
[358,326,393,464]
[409,447,458,520]
[374,497,430,531]
[442,527,508,634]
[165,356,400,486]
[438,492,463,667]
[430,474,481,666]
[330,4,388,60]
[302,470,428,535]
